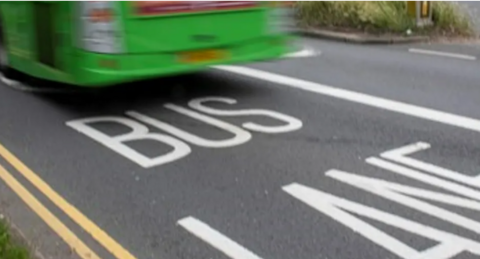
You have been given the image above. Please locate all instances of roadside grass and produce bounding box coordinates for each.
[0,220,30,259]
[295,1,474,38]
[431,1,473,37]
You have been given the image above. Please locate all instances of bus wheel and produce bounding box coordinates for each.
[0,23,18,81]
[0,18,10,78]
[0,42,7,71]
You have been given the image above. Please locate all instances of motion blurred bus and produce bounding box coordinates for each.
[0,1,296,88]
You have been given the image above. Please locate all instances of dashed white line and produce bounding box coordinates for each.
[178,216,264,259]
[408,48,477,60]
[214,65,480,133]
[284,46,320,58]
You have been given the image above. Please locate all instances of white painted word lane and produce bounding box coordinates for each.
[66,96,303,168]
[284,141,480,259]
[177,141,480,259]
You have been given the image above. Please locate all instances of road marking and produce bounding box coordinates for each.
[215,65,480,133]
[127,103,252,148]
[283,182,480,259]
[188,96,303,133]
[284,142,480,259]
[326,169,480,235]
[67,116,192,168]
[283,46,319,58]
[0,143,138,259]
[0,163,101,259]
[178,216,264,259]
[408,48,477,60]
[68,97,302,168]
[366,157,480,201]
[380,142,480,188]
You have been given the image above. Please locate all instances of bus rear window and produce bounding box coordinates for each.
[133,1,259,16]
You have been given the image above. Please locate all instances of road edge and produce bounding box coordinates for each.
[296,28,430,45]
[1,214,46,259]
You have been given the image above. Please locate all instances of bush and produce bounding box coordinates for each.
[296,1,474,37]
[431,1,473,36]
[0,221,30,259]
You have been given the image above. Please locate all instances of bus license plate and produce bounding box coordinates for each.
[179,49,227,64]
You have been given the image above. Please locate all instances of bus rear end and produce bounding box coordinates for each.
[74,1,296,87]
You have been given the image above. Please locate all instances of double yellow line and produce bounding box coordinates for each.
[0,143,137,259]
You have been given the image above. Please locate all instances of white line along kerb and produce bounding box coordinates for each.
[215,65,480,133]
[408,48,477,61]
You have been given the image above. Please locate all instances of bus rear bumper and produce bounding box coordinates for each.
[73,36,294,87]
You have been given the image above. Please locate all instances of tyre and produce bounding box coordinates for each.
[0,16,7,70]
[0,16,11,78]
[0,17,20,81]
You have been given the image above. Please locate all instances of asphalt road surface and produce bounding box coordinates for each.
[1,37,480,259]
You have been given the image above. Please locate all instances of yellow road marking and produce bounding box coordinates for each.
[0,143,138,259]
[0,163,100,259]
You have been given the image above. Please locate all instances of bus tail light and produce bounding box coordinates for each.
[76,1,123,54]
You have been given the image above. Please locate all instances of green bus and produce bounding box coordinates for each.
[0,1,296,88]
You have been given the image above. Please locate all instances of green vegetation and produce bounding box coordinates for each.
[295,1,474,37]
[0,220,30,259]
[431,1,473,36]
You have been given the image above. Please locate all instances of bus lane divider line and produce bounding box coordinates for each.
[215,65,480,134]
[178,216,265,259]
[283,46,320,58]
[0,143,139,259]
[0,162,101,259]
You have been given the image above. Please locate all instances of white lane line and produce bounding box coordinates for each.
[178,216,264,259]
[283,46,320,58]
[214,65,480,133]
[408,48,477,60]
